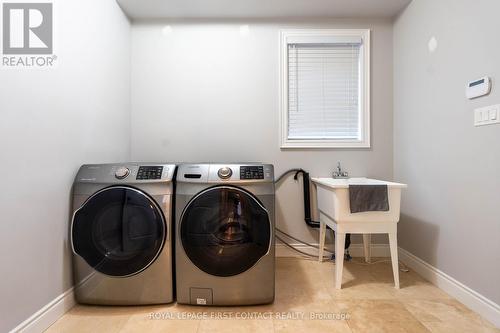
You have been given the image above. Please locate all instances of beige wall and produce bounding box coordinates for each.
[394,0,500,304]
[130,18,395,247]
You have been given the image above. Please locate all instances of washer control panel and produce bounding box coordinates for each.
[178,164,273,183]
[240,166,264,180]
[136,166,163,180]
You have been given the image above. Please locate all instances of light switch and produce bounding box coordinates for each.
[490,109,497,120]
[475,111,482,123]
[474,104,500,127]
[482,110,489,121]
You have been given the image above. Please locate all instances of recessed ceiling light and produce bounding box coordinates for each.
[162,25,173,35]
[239,25,250,36]
[428,36,438,53]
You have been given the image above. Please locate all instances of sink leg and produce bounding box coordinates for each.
[363,234,371,263]
[335,232,346,289]
[388,232,400,289]
[318,219,326,262]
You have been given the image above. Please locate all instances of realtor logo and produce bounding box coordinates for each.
[2,2,56,67]
[3,2,52,54]
[3,3,53,54]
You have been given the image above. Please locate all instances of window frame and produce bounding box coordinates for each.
[279,29,371,149]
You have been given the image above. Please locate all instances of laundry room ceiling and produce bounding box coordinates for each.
[116,0,412,20]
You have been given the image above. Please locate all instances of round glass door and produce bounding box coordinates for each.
[72,186,165,277]
[180,186,271,277]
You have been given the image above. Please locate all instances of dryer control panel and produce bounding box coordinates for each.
[75,163,175,184]
[137,166,164,180]
[240,166,264,180]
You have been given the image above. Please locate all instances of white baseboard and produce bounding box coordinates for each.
[275,242,391,258]
[398,247,500,328]
[9,287,75,333]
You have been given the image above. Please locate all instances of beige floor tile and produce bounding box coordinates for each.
[477,315,500,330]
[119,312,200,333]
[402,299,500,333]
[197,319,274,333]
[275,260,334,308]
[181,304,275,329]
[402,299,479,322]
[46,258,499,333]
[272,293,354,316]
[155,302,213,315]
[348,319,431,333]
[318,259,399,300]
[318,259,375,283]
[341,296,429,332]
[274,318,352,333]
[421,320,500,333]
[274,281,332,305]
[69,305,145,316]
[328,281,398,300]
[359,260,452,300]
[345,300,419,323]
[46,306,131,333]
[390,281,453,300]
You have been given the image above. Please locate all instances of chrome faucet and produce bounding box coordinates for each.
[333,162,349,179]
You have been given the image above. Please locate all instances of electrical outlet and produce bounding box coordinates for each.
[474,104,500,126]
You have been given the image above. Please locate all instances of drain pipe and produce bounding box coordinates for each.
[294,169,321,228]
[275,169,351,250]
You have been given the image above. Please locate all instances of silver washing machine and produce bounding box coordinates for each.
[175,163,275,306]
[70,163,176,305]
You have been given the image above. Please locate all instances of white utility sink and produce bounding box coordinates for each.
[311,177,407,289]
[312,177,407,224]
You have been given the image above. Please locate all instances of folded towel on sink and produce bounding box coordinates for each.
[349,185,389,213]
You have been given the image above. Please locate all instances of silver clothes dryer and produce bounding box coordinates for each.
[70,163,176,305]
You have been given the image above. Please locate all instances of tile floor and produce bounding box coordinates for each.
[46,257,499,333]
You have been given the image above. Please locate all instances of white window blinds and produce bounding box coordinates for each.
[287,41,361,140]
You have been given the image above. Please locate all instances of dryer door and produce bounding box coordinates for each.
[71,186,166,277]
[180,185,272,277]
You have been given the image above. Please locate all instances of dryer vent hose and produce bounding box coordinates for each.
[275,169,351,250]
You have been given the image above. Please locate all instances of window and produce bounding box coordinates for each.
[280,29,370,148]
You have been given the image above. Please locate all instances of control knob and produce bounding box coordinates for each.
[218,167,233,179]
[115,167,130,180]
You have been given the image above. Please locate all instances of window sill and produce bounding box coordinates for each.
[280,139,371,149]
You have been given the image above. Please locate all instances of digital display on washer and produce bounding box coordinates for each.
[137,166,163,180]
[240,166,264,180]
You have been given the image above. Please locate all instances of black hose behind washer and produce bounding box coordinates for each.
[276,169,351,250]
[295,170,320,228]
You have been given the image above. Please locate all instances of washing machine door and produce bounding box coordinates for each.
[180,185,272,277]
[71,186,166,277]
